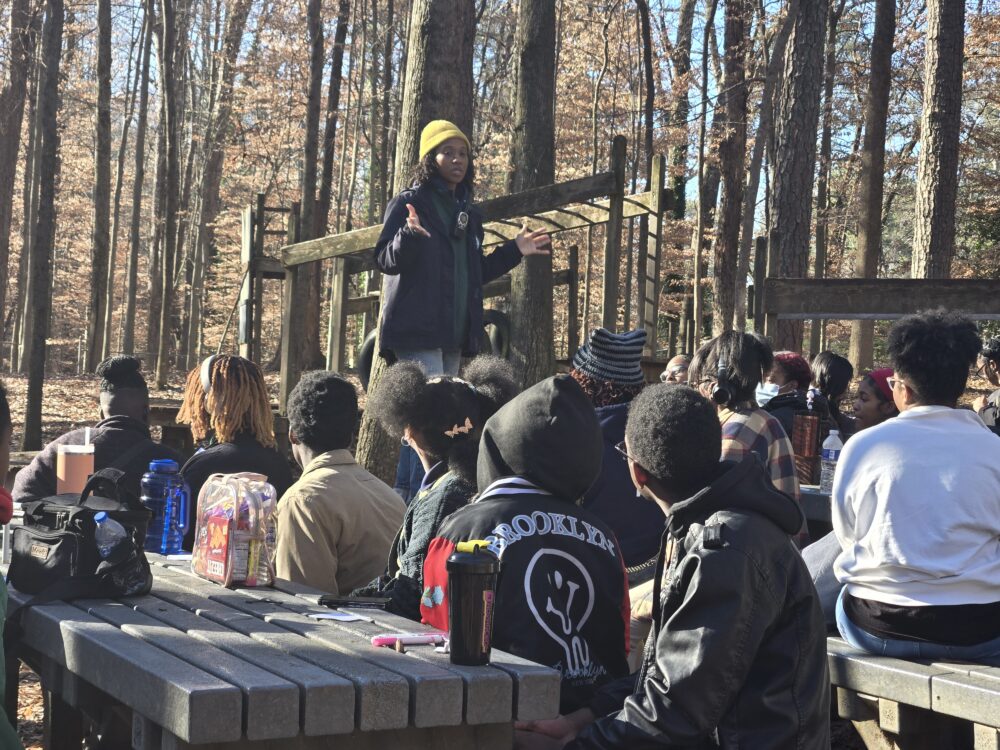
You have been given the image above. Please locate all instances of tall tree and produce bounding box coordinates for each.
[768,0,828,350]
[22,0,64,450]
[358,0,477,484]
[911,0,965,279]
[848,0,895,369]
[0,0,39,343]
[712,0,749,335]
[84,0,113,371]
[669,0,696,220]
[153,0,181,386]
[123,5,153,355]
[507,0,556,387]
[317,0,351,235]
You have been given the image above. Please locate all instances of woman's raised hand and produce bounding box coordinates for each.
[515,223,552,257]
[405,203,431,238]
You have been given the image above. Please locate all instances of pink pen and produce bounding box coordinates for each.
[371,632,446,647]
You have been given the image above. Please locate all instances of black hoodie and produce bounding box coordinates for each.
[570,456,830,749]
[421,376,630,712]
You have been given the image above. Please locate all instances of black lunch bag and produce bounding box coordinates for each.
[6,468,152,596]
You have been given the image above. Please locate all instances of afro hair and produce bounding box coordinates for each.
[287,371,358,453]
[887,310,982,405]
[625,384,722,496]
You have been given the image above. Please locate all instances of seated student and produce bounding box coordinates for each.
[0,382,23,749]
[515,385,829,750]
[178,355,293,549]
[14,356,182,502]
[759,350,812,437]
[833,311,1000,662]
[273,371,405,595]
[658,354,689,384]
[688,332,804,543]
[973,336,1000,435]
[570,328,665,579]
[354,356,518,618]
[810,350,855,436]
[421,376,630,713]
[852,366,899,431]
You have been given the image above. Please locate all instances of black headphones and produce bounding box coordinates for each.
[711,357,733,406]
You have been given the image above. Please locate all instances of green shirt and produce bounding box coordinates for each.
[431,187,469,348]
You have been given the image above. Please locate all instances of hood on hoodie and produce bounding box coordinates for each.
[477,375,603,502]
[666,456,804,538]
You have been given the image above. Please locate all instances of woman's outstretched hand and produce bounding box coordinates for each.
[405,203,431,237]
[515,223,552,257]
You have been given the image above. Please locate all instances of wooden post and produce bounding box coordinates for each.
[238,204,254,359]
[764,232,780,341]
[602,135,627,331]
[752,236,767,331]
[665,317,676,358]
[325,258,349,372]
[566,245,579,359]
[684,295,695,354]
[251,193,266,363]
[638,155,665,356]
[278,202,301,413]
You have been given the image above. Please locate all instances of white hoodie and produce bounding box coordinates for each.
[833,405,1000,606]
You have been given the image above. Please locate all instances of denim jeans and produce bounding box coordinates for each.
[835,587,1000,665]
[393,347,462,377]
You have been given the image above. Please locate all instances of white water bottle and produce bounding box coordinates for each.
[819,430,843,494]
[94,511,128,559]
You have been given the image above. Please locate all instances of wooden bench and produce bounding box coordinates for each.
[5,556,561,749]
[828,636,1000,749]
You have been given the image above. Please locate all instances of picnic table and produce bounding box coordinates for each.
[5,555,561,749]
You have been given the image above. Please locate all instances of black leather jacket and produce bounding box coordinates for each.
[569,457,830,749]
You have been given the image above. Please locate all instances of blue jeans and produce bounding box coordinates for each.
[835,587,1000,665]
[393,347,462,377]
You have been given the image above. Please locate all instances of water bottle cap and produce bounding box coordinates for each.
[150,459,180,473]
[94,511,107,522]
[447,543,500,574]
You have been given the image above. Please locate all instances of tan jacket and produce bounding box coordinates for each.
[273,450,406,595]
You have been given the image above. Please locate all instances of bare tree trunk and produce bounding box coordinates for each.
[317,0,350,235]
[378,0,394,214]
[23,0,63,450]
[712,0,749,335]
[358,0,477,484]
[123,5,153,355]
[0,0,39,344]
[911,0,964,279]
[734,0,799,330]
[845,0,895,368]
[768,0,828,350]
[669,0,696,220]
[84,0,113,371]
[507,0,555,388]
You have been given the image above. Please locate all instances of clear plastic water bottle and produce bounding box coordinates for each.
[94,511,128,559]
[819,430,843,494]
[141,459,188,555]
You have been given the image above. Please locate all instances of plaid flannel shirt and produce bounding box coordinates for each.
[719,407,806,544]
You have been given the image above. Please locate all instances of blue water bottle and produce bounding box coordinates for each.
[141,459,188,554]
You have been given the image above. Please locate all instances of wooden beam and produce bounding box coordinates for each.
[238,205,254,359]
[278,203,301,414]
[325,258,349,372]
[476,172,616,220]
[281,188,687,269]
[567,245,580,359]
[602,135,627,331]
[763,278,1000,319]
[638,155,666,356]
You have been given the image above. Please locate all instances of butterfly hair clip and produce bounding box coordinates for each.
[444,417,474,438]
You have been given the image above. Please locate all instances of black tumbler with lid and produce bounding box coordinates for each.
[446,542,500,665]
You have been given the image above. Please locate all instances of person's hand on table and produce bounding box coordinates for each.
[515,707,595,748]
[404,203,431,238]
[515,223,552,257]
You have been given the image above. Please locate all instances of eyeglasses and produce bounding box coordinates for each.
[614,440,640,464]
[886,377,904,392]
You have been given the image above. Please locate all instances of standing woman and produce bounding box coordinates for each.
[374,120,551,376]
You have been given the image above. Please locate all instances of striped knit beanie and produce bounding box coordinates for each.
[571,328,646,387]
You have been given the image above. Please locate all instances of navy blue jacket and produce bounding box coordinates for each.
[374,181,523,355]
[581,403,666,569]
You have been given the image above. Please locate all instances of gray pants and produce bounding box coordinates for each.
[802,530,843,629]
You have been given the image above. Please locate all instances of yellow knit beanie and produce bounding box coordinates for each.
[419,120,471,160]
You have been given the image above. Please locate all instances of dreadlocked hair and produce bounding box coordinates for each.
[367,356,517,483]
[177,367,211,443]
[177,356,275,448]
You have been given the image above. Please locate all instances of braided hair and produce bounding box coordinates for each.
[95,356,148,392]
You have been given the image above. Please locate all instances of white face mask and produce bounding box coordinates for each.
[756,382,781,406]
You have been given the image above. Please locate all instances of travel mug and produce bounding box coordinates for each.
[446,541,499,666]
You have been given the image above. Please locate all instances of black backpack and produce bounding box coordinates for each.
[6,468,152,597]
